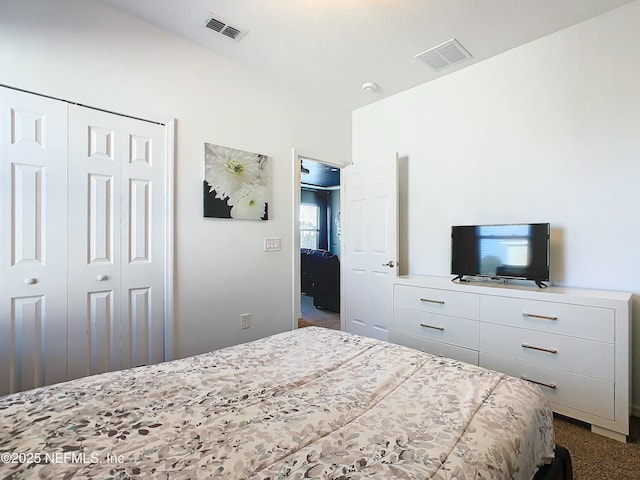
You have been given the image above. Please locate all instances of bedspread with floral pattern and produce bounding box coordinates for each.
[0,327,555,479]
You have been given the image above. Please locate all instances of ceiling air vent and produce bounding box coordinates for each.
[416,38,472,71]
[203,14,247,42]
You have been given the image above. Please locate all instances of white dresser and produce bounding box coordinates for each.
[391,275,632,442]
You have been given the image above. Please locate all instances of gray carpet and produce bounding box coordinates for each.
[554,414,640,480]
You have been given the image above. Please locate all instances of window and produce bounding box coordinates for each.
[300,203,320,249]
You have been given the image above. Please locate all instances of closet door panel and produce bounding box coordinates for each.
[0,88,68,396]
[7,296,46,393]
[67,106,123,381]
[127,287,152,368]
[120,118,166,368]
[88,174,115,264]
[87,290,118,374]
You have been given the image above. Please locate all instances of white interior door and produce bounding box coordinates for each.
[67,106,123,379]
[343,157,398,340]
[0,87,69,395]
[120,117,166,369]
[67,106,166,381]
[1,87,171,394]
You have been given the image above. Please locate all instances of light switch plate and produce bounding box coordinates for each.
[264,237,281,252]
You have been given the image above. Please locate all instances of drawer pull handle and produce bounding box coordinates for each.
[521,343,557,354]
[522,312,558,321]
[419,323,444,331]
[420,298,445,305]
[520,376,557,390]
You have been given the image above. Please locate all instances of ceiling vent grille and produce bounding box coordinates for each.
[416,38,472,71]
[203,14,247,42]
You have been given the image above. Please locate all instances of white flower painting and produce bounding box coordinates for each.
[204,143,269,220]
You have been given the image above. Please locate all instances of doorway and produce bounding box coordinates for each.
[294,155,342,330]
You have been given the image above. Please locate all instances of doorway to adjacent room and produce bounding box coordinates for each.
[296,156,341,330]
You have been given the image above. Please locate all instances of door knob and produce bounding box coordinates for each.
[96,274,108,281]
[24,277,37,285]
[381,261,396,268]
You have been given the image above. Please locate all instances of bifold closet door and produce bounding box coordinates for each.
[0,88,69,396]
[1,88,167,393]
[66,106,166,380]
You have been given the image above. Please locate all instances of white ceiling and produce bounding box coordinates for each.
[99,0,633,112]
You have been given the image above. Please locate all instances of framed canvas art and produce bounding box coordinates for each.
[203,143,269,220]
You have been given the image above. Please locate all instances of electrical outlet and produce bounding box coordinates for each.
[241,313,251,329]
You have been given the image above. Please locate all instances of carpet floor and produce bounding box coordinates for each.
[554,414,640,480]
[298,294,340,330]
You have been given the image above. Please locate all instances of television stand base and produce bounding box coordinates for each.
[535,280,548,289]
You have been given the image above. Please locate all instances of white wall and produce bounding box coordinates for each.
[0,0,351,358]
[353,1,640,410]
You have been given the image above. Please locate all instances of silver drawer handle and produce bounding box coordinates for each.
[24,277,38,285]
[521,343,557,354]
[420,298,445,305]
[521,376,557,390]
[419,323,444,331]
[522,312,557,321]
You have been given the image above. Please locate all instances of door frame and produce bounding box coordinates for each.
[164,119,176,361]
[291,148,346,330]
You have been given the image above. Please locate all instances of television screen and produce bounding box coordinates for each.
[451,223,550,282]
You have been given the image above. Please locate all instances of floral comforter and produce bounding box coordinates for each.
[0,327,555,479]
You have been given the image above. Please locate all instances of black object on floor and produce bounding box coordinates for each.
[533,445,573,480]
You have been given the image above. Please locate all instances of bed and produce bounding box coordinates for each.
[0,327,570,479]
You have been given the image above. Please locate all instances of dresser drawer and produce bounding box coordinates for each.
[395,306,479,350]
[394,285,479,320]
[480,323,614,380]
[480,295,614,342]
[391,330,479,365]
[480,353,614,420]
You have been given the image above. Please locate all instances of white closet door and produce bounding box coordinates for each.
[67,106,166,380]
[0,87,68,396]
[67,106,124,380]
[120,117,166,369]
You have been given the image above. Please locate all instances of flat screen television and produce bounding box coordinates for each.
[451,223,550,287]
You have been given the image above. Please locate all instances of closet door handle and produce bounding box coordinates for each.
[96,274,108,282]
[24,277,38,285]
[521,343,557,354]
